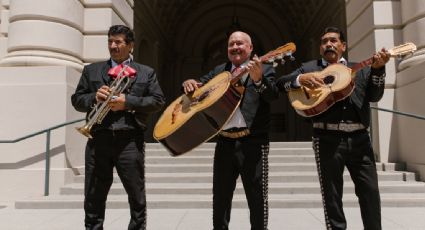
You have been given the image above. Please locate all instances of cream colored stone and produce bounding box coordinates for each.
[0,66,83,174]
[401,0,425,24]
[0,37,6,59]
[82,0,133,27]
[346,0,371,25]
[1,0,10,8]
[65,67,86,175]
[83,35,109,62]
[407,164,425,181]
[0,8,8,35]
[398,49,425,71]
[0,67,73,137]
[397,51,425,85]
[0,169,71,199]
[8,20,83,57]
[84,8,124,33]
[375,89,395,163]
[347,5,374,47]
[9,0,84,30]
[394,63,425,166]
[0,20,83,68]
[373,1,401,26]
[348,32,375,62]
[403,18,425,48]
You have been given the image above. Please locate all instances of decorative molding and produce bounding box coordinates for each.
[398,48,425,71]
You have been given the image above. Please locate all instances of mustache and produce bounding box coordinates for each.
[230,49,242,55]
[324,47,337,54]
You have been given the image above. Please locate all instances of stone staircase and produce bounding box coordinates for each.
[15,142,425,209]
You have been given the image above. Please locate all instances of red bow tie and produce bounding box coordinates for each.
[108,64,137,79]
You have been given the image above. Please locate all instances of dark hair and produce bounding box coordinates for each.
[108,25,135,44]
[321,27,345,42]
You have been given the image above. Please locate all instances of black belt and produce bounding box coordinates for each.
[219,127,250,139]
[94,129,143,138]
[313,122,366,132]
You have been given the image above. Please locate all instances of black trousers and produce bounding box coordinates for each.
[84,130,146,230]
[213,134,269,230]
[312,130,381,230]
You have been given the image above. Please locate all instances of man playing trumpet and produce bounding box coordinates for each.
[71,25,165,230]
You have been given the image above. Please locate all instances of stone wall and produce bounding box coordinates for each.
[0,0,134,198]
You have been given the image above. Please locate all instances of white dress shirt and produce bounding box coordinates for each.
[222,63,249,130]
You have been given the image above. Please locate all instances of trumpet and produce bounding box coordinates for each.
[76,65,134,138]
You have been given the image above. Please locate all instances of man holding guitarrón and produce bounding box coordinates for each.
[183,31,279,230]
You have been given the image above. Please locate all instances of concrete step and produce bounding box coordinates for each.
[74,171,417,184]
[141,162,401,173]
[145,147,315,157]
[145,155,315,164]
[14,140,425,210]
[144,155,404,170]
[145,142,313,151]
[15,193,425,209]
[143,163,321,173]
[60,181,425,195]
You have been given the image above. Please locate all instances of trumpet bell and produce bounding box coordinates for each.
[76,126,93,138]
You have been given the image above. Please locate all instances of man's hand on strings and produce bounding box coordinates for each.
[299,73,324,89]
[246,55,263,83]
[183,79,202,94]
[371,48,391,69]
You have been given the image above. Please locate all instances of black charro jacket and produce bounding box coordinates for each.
[277,59,386,128]
[71,60,165,131]
[198,62,279,135]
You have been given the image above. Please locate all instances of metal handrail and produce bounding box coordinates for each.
[370,106,425,162]
[371,106,425,120]
[0,118,85,196]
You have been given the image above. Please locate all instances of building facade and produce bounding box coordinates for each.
[0,0,424,199]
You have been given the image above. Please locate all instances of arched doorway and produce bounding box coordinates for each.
[134,0,347,142]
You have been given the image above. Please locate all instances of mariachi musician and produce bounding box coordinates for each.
[183,31,279,230]
[276,27,390,230]
[71,25,164,230]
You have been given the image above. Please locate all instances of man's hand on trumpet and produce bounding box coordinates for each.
[109,93,126,111]
[95,85,126,111]
[96,85,110,102]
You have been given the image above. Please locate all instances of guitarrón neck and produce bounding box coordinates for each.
[350,57,374,73]
[230,55,269,83]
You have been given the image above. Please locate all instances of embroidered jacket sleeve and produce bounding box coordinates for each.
[253,64,279,102]
[276,63,308,92]
[365,66,386,102]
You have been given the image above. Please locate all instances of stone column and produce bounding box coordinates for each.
[394,0,425,180]
[0,0,84,69]
[0,0,8,59]
[346,0,402,163]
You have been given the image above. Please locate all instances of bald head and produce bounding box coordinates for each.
[227,31,253,66]
[228,31,252,45]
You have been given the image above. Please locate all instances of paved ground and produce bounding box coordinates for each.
[1,202,425,230]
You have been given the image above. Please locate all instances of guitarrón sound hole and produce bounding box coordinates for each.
[323,75,335,84]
